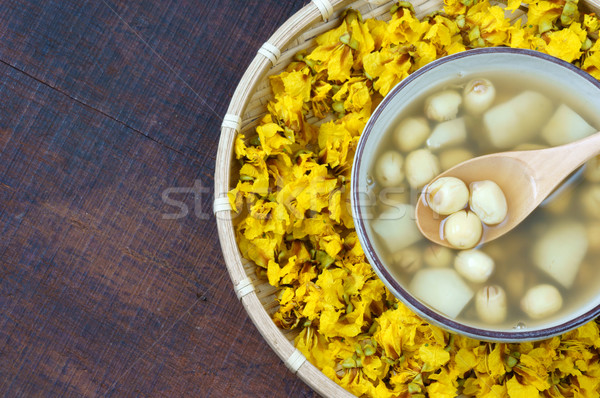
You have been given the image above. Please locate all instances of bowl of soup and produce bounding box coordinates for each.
[351,47,600,342]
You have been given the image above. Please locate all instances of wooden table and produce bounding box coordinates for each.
[0,0,319,396]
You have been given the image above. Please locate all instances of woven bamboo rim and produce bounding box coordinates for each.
[214,0,600,396]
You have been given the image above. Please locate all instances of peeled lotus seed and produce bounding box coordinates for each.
[469,180,508,225]
[405,149,440,189]
[427,117,467,151]
[444,210,483,249]
[454,249,495,283]
[394,117,430,152]
[475,285,507,324]
[521,284,563,320]
[424,90,462,122]
[463,78,496,116]
[391,247,422,273]
[375,150,405,187]
[423,244,454,268]
[425,177,469,215]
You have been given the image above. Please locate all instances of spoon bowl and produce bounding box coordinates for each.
[416,132,600,248]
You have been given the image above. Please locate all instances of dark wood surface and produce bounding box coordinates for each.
[0,0,320,396]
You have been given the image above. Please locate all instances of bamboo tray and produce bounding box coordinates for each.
[214,0,600,397]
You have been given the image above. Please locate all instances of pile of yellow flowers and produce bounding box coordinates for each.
[228,0,600,396]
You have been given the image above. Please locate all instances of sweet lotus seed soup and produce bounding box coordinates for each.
[359,64,600,334]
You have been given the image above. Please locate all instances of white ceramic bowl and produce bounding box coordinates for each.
[351,48,600,342]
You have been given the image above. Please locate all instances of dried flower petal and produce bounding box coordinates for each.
[228,3,600,397]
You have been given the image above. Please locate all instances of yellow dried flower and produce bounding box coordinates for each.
[466,2,513,46]
[545,22,587,62]
[229,2,600,397]
[527,0,563,31]
[583,39,600,79]
[584,13,600,32]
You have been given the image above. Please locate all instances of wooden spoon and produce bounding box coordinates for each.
[416,131,600,248]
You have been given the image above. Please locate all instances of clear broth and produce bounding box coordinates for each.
[367,70,600,331]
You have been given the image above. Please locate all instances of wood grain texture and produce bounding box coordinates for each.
[0,0,319,397]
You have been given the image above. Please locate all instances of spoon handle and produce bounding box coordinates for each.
[550,131,600,169]
[516,131,600,200]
